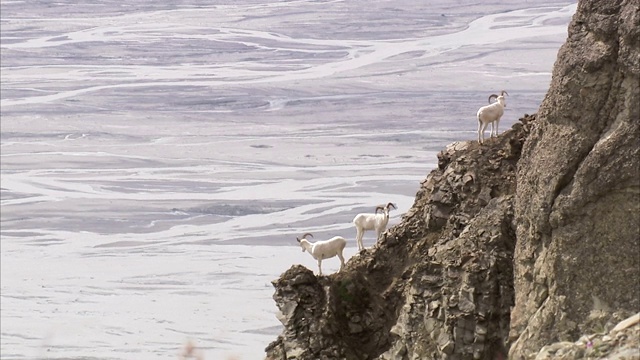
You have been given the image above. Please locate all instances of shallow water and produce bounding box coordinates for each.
[1,1,575,358]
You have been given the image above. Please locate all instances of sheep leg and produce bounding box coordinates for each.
[317,259,323,276]
[493,119,500,137]
[355,228,364,251]
[338,252,345,272]
[478,121,488,144]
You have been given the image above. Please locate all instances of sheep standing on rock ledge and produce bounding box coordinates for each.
[476,90,508,144]
[352,202,397,251]
[296,233,347,276]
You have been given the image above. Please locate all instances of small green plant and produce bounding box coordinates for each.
[337,280,355,303]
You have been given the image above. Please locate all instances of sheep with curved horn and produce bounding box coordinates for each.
[296,232,347,276]
[352,202,397,251]
[477,90,509,144]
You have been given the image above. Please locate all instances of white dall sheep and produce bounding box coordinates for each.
[296,233,347,276]
[352,202,397,251]
[476,90,508,144]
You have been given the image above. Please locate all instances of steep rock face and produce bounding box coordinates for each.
[378,195,515,360]
[266,1,639,358]
[266,116,536,360]
[509,0,640,357]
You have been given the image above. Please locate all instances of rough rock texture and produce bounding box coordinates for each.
[266,115,536,360]
[265,0,640,359]
[509,0,640,357]
[534,312,640,360]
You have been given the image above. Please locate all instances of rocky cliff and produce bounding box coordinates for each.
[265,0,639,359]
[509,0,639,357]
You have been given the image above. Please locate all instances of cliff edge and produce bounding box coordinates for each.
[265,0,639,359]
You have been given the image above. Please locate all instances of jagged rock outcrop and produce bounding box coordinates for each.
[265,0,639,358]
[509,0,640,357]
[266,114,536,360]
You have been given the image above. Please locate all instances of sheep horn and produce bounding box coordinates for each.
[488,94,499,103]
[375,206,385,213]
[301,233,313,239]
[501,90,509,96]
[386,202,397,210]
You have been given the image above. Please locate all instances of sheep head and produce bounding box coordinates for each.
[296,233,313,251]
[488,90,508,107]
[375,203,396,217]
